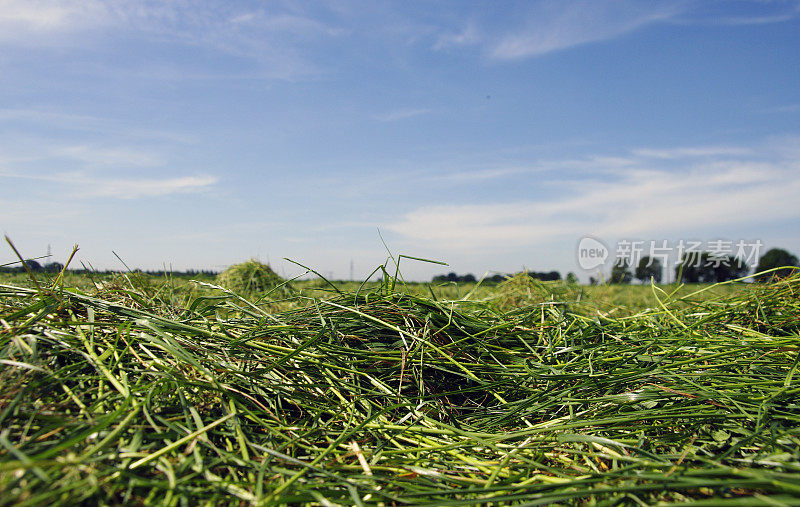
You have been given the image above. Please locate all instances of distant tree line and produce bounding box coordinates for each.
[432,272,477,283]
[432,270,565,284]
[0,260,64,273]
[607,247,799,284]
[0,261,218,277]
[431,247,799,286]
[5,260,56,273]
[138,269,219,277]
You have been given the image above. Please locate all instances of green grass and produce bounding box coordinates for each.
[1,269,799,505]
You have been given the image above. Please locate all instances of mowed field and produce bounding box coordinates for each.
[1,269,798,505]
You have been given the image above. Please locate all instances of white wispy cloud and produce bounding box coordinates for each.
[0,1,343,80]
[0,1,340,42]
[715,12,799,25]
[389,201,568,246]
[676,2,800,26]
[489,0,683,60]
[0,195,85,225]
[630,146,753,159]
[54,145,162,167]
[759,104,800,114]
[0,107,106,125]
[388,137,800,249]
[0,108,197,144]
[425,167,533,183]
[228,11,346,37]
[373,108,431,122]
[0,0,109,40]
[1,169,218,199]
[85,175,219,198]
[433,22,480,51]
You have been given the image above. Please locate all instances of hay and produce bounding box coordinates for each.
[216,259,288,295]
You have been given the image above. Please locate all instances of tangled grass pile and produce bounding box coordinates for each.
[1,273,799,505]
[217,260,289,297]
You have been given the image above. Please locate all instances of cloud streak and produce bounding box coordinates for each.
[373,108,431,122]
[388,138,800,249]
[84,175,219,199]
[630,146,753,159]
[54,145,163,167]
[674,2,800,26]
[434,1,797,61]
[0,0,345,80]
[489,0,683,60]
[0,0,109,39]
[1,169,218,199]
[433,22,480,51]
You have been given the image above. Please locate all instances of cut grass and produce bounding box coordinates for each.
[0,270,799,505]
[217,259,289,297]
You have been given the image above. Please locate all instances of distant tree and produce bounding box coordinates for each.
[461,273,477,283]
[435,272,458,282]
[635,256,662,284]
[711,255,749,282]
[487,274,506,283]
[610,261,632,284]
[755,248,799,281]
[676,252,711,283]
[565,272,578,285]
[676,252,748,283]
[25,260,42,272]
[589,276,598,286]
[44,262,64,273]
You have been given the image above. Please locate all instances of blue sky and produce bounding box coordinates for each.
[1,0,799,281]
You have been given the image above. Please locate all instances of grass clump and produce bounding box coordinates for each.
[1,268,800,505]
[216,259,288,296]
[490,272,582,310]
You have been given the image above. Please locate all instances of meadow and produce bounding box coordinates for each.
[1,265,798,505]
